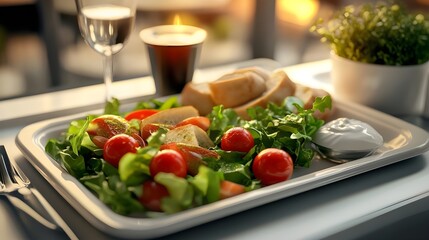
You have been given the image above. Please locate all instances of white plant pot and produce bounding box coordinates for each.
[330,52,429,116]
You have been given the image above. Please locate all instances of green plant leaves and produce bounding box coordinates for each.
[310,2,429,65]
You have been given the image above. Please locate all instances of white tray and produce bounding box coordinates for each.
[16,71,429,239]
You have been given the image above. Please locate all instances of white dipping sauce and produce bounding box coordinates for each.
[313,118,383,151]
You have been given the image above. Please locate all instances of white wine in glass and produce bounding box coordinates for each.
[75,0,136,102]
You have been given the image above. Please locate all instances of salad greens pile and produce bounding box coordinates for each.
[45,95,331,216]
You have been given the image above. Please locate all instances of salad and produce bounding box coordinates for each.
[45,95,331,216]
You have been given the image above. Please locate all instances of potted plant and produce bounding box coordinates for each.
[310,1,429,116]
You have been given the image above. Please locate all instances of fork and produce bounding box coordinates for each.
[0,145,78,240]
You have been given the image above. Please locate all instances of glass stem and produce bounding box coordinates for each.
[103,50,113,102]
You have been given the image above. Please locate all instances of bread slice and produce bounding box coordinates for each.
[209,71,266,108]
[234,70,296,119]
[181,82,216,116]
[140,106,199,129]
[165,125,214,148]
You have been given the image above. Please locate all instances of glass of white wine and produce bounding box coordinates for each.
[75,0,136,102]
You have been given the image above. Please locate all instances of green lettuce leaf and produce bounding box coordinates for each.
[155,173,194,213]
[118,146,157,186]
[190,165,223,203]
[84,175,143,215]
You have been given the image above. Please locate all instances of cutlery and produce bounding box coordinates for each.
[0,145,78,240]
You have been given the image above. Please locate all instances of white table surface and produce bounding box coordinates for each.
[1,59,429,240]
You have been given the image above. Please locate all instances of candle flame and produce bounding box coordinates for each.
[173,15,182,25]
[277,0,319,26]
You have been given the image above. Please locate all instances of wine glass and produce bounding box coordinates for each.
[75,0,136,102]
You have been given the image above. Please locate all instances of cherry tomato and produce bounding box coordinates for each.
[141,123,159,140]
[87,115,128,138]
[124,109,159,121]
[175,116,211,131]
[150,149,187,178]
[128,132,146,148]
[160,142,219,176]
[139,180,169,212]
[103,134,140,168]
[219,180,245,199]
[221,127,255,152]
[252,148,294,186]
[91,135,109,149]
[87,115,136,148]
[141,123,173,141]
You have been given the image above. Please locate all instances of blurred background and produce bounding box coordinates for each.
[0,0,428,100]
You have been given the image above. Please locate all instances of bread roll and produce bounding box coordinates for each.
[231,66,271,82]
[294,84,335,120]
[294,84,314,110]
[209,71,266,108]
[234,70,296,119]
[181,82,215,116]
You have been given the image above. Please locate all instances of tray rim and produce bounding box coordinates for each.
[15,97,429,239]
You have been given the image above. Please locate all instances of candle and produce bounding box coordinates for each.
[140,25,206,46]
[140,25,207,96]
